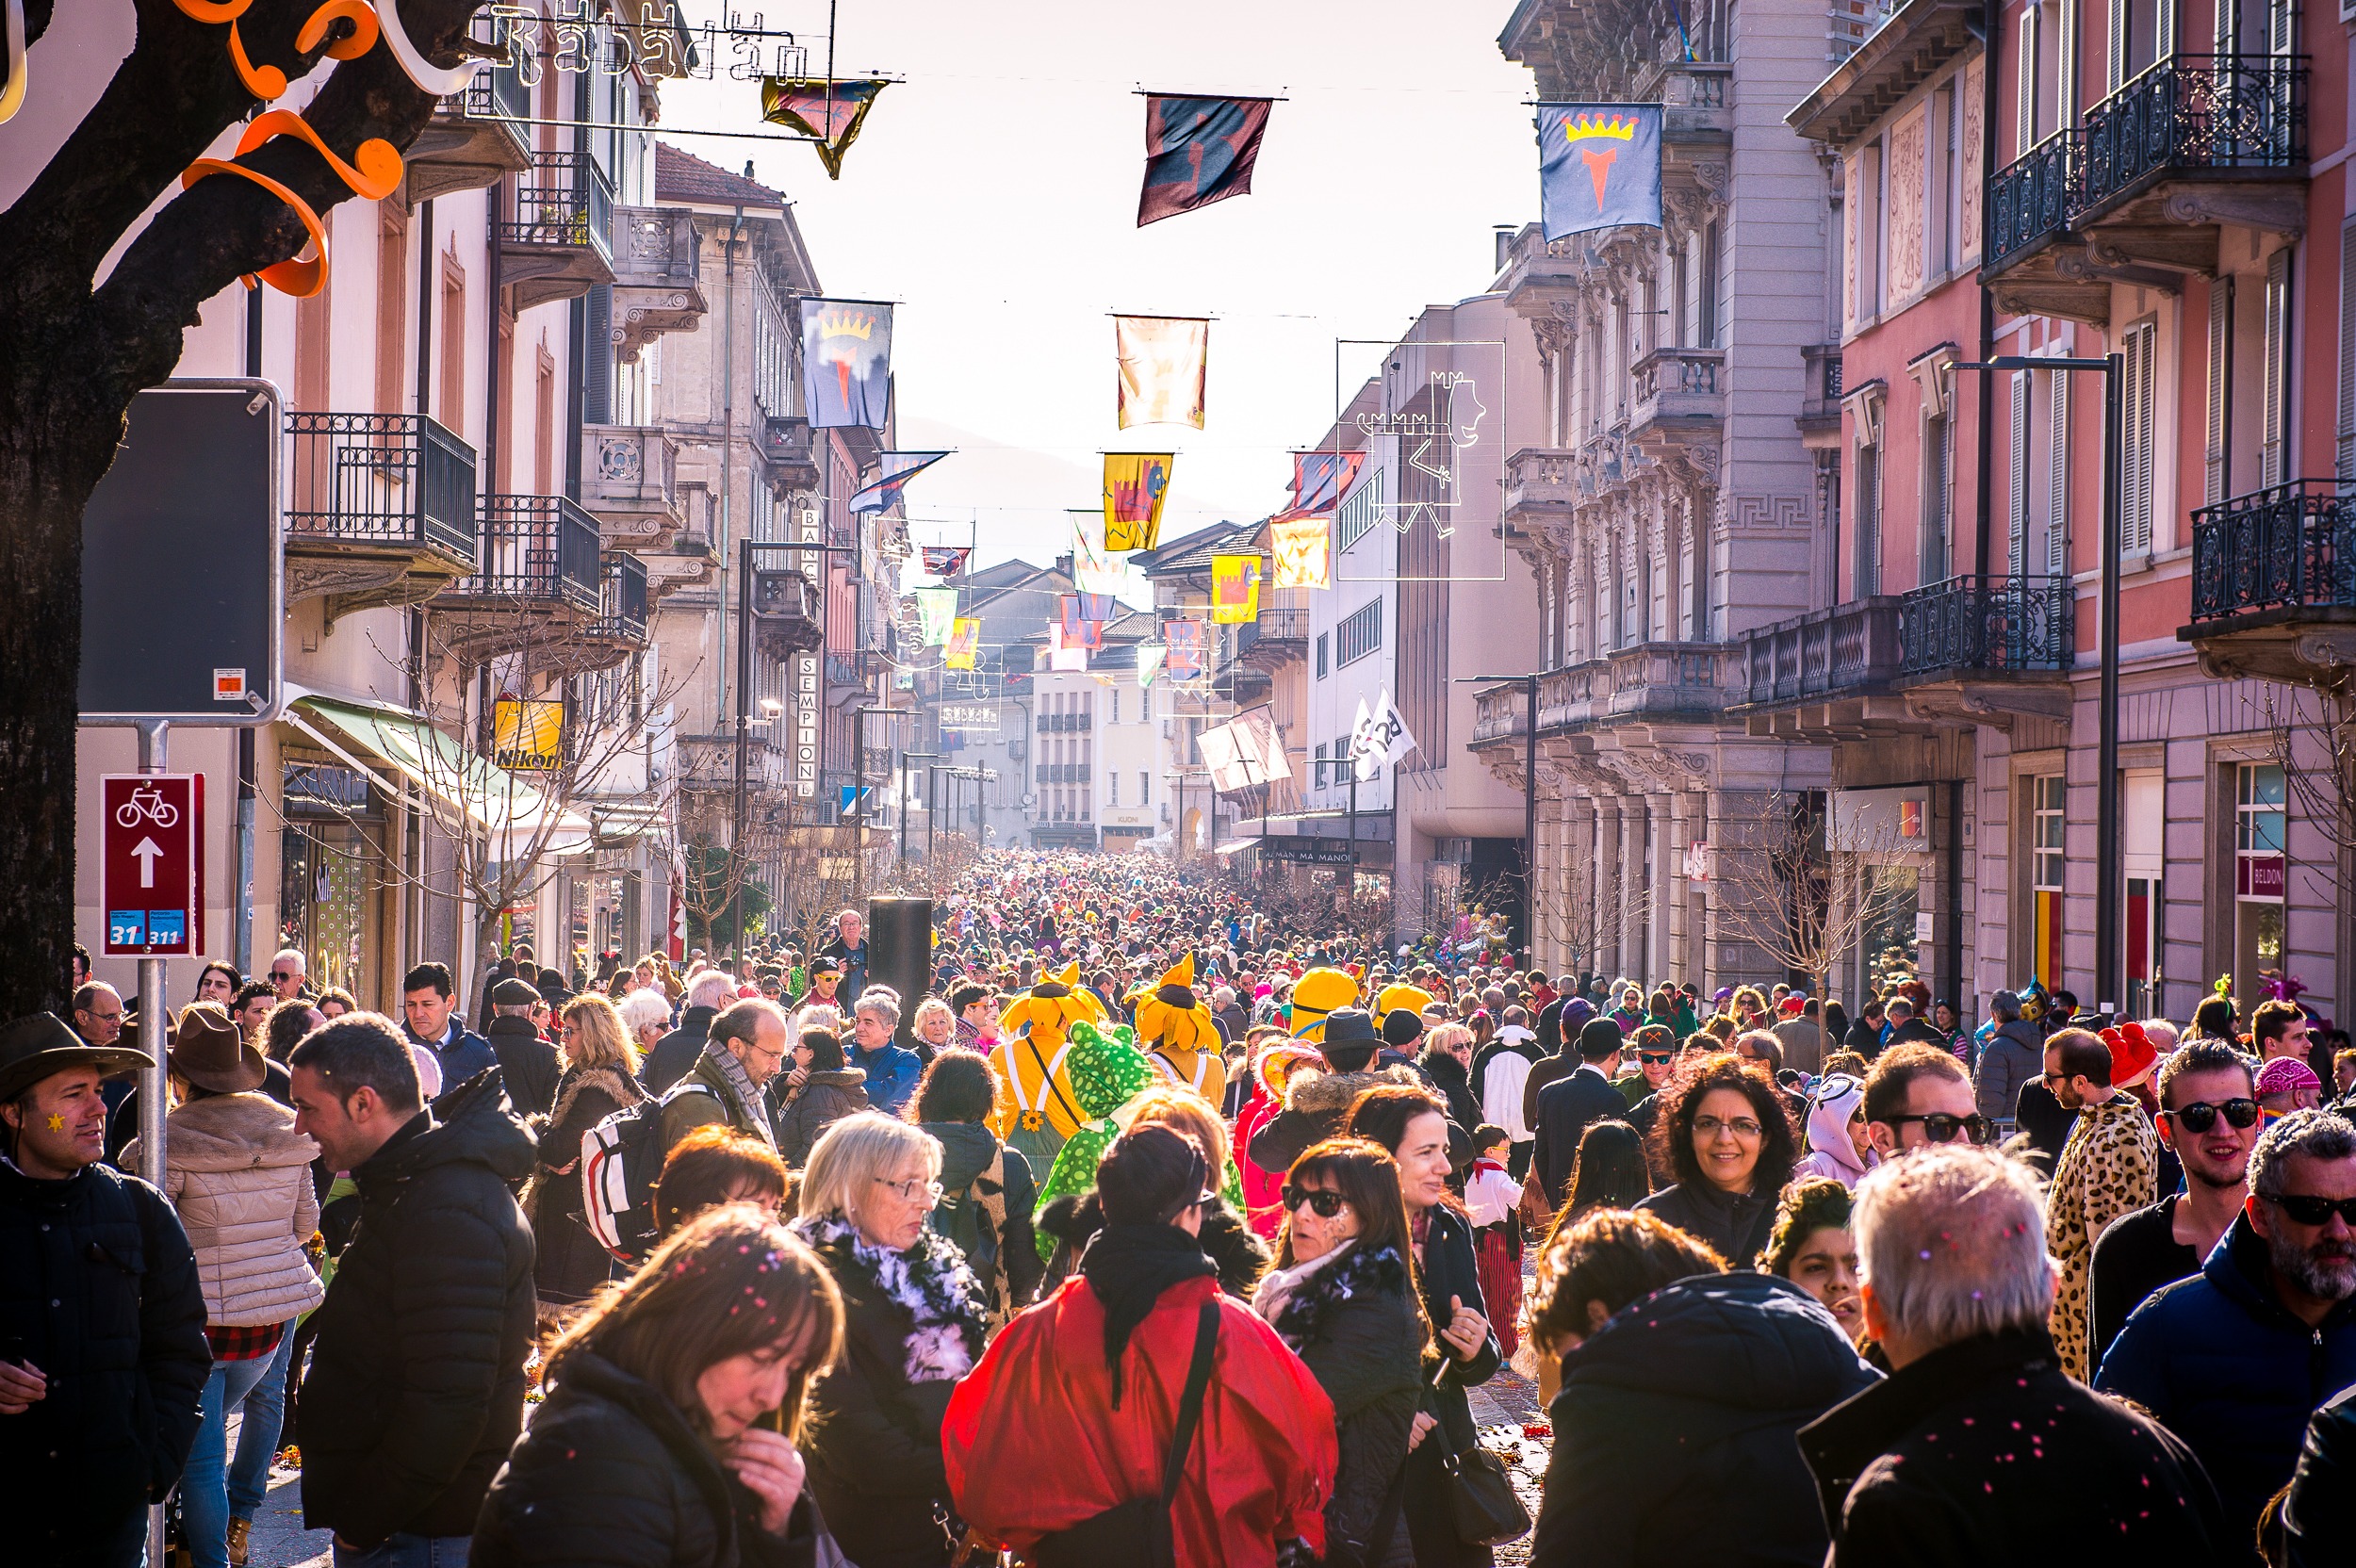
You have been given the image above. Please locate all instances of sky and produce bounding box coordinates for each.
[661,0,1542,575]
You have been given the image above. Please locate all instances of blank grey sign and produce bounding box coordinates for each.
[79,381,283,726]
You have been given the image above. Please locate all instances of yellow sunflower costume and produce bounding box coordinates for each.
[1285,966,1361,1043]
[987,962,1108,1170]
[1130,955,1230,1109]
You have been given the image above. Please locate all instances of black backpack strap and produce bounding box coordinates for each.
[1160,1299,1220,1511]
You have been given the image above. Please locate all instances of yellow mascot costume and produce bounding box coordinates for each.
[1130,955,1230,1108]
[988,963,1107,1169]
[1286,966,1361,1043]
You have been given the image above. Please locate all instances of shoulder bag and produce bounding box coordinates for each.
[1031,1298,1220,1568]
[1428,1356,1531,1547]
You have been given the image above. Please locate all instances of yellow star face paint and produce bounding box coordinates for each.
[46,1114,65,1132]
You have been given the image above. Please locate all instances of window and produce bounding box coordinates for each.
[2048,369,2071,571]
[2210,275,2237,502]
[2262,248,2291,489]
[1922,407,1954,583]
[1139,770,1150,804]
[1338,466,1385,549]
[1316,631,1329,679]
[2121,318,2158,551]
[2237,761,2287,857]
[2031,775,2066,985]
[1336,598,1383,666]
[1855,441,1880,596]
[1110,689,1121,725]
[1108,772,1118,807]
[2008,369,2031,577]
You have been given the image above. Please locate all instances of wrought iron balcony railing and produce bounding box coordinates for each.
[285,412,478,561]
[2189,480,2356,622]
[451,495,602,611]
[1899,575,2074,676]
[504,150,614,258]
[2079,53,2306,211]
[590,553,649,643]
[1988,132,2079,268]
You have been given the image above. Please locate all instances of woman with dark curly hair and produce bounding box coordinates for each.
[1759,1177,1864,1345]
[1634,1052,1796,1266]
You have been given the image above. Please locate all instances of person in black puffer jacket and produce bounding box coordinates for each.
[289,1018,538,1558]
[774,1029,869,1168]
[791,1113,991,1568]
[1633,1053,1795,1268]
[1252,1138,1426,1568]
[1526,1208,1877,1567]
[473,1206,845,1568]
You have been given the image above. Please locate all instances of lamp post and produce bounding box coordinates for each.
[900,749,941,868]
[1458,674,1542,962]
[850,705,910,901]
[1956,354,2122,1012]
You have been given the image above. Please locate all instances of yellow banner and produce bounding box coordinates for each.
[1103,452,1174,552]
[1210,554,1261,624]
[944,618,982,670]
[492,698,564,772]
[1270,517,1331,589]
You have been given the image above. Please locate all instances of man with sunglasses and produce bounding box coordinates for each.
[2041,1028,2159,1380]
[1860,1043,1989,1160]
[2088,1041,2259,1369]
[2098,1109,2356,1539]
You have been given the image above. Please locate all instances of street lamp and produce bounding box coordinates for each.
[1956,354,2122,1012]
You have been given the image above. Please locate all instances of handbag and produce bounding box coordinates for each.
[1031,1298,1220,1568]
[1426,1356,1531,1548]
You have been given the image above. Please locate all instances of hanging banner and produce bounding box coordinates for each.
[1270,517,1331,589]
[760,77,890,180]
[1165,618,1205,680]
[1137,94,1274,227]
[1046,625,1089,671]
[912,586,959,647]
[492,697,564,772]
[1104,452,1174,550]
[1209,554,1262,624]
[850,450,948,514]
[1057,596,1106,651]
[1070,509,1130,596]
[1350,688,1418,780]
[1114,316,1207,430]
[1198,705,1294,792]
[1278,449,1366,518]
[1135,643,1166,687]
[1537,104,1663,240]
[921,545,973,577]
[800,298,892,429]
[944,618,982,670]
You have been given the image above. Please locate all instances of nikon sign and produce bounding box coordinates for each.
[493,698,564,772]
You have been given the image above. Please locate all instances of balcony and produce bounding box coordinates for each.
[1627,347,1725,456]
[284,412,479,627]
[2075,53,2307,260]
[1471,643,1737,750]
[609,204,706,364]
[581,424,683,549]
[432,494,601,661]
[1897,575,2075,726]
[1504,448,1580,536]
[585,552,650,648]
[752,569,825,660]
[415,49,532,204]
[1735,597,1908,737]
[1799,346,1842,444]
[1238,607,1310,672]
[2181,481,2356,685]
[679,732,785,794]
[500,151,614,312]
[760,416,820,491]
[1495,223,1587,319]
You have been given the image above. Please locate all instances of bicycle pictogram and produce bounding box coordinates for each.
[114,783,181,829]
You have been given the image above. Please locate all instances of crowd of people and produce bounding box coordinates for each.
[7,848,2356,1567]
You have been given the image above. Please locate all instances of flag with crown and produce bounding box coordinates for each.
[1537,104,1663,239]
[799,298,892,429]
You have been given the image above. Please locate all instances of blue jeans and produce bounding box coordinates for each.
[228,1328,294,1518]
[186,1353,275,1568]
[331,1535,471,1568]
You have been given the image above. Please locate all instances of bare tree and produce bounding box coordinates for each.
[1528,823,1658,981]
[673,790,780,958]
[1710,792,1916,1005]
[2264,684,2356,918]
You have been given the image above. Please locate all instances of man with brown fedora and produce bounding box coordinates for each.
[0,1011,210,1566]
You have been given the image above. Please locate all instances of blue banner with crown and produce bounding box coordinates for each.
[1537,104,1663,240]
[800,298,893,430]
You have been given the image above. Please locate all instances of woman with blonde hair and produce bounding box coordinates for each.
[472,1205,845,1567]
[791,1113,990,1567]
[533,994,648,1306]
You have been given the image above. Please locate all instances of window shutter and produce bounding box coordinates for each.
[2268,0,2294,57]
[2106,0,2126,94]
[2123,323,2157,552]
[2058,0,2079,124]
[2156,0,2177,61]
[2340,229,2356,484]
[2018,11,2039,155]
[2263,247,2290,489]
[2049,372,2070,572]
[2009,370,2031,577]
[2210,276,2235,502]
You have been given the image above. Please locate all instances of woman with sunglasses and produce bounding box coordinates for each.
[1252,1138,1426,1568]
[1793,1071,1877,1189]
[791,1111,990,1568]
[1634,1053,1798,1267]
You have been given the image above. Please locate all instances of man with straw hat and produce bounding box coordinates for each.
[0,1010,210,1566]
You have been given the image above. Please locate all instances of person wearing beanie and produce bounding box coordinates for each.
[943,1124,1338,1566]
[482,976,561,1119]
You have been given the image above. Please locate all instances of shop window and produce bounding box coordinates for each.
[2030,774,2066,987]
[2234,761,2287,1004]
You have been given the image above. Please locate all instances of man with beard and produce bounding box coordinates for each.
[2099,1109,2356,1539]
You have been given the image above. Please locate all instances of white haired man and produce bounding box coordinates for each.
[849,991,920,1117]
[643,966,733,1094]
[1799,1144,2226,1565]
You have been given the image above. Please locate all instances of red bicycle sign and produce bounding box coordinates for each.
[100,774,203,956]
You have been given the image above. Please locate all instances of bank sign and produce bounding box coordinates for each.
[941,703,1001,734]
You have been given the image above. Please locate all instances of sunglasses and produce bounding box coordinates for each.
[2161,1098,2261,1133]
[1284,1186,1349,1217]
[270,972,296,984]
[1637,1051,1676,1066]
[1888,1112,1994,1145]
[2266,1192,2356,1227]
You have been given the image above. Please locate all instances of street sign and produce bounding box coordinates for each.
[839,784,872,816]
[79,380,283,726]
[1264,837,1357,867]
[101,774,204,956]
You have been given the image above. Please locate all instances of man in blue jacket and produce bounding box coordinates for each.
[2097,1107,2356,1539]
[848,991,921,1116]
[400,961,498,1098]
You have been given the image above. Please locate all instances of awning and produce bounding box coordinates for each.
[1212,836,1261,856]
[290,694,597,858]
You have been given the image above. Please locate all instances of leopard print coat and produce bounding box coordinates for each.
[2046,1091,2159,1379]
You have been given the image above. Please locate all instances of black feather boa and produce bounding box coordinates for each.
[1269,1242,1411,1344]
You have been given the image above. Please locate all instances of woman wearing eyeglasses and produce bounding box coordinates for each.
[791,1112,990,1568]
[1633,1053,1798,1268]
[1252,1138,1426,1568]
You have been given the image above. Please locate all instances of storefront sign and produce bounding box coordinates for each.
[1832,786,1930,852]
[1264,837,1357,866]
[2238,853,2287,900]
[492,698,564,772]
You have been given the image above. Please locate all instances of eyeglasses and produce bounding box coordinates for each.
[1888,1113,1994,1145]
[270,972,296,984]
[2160,1098,2261,1133]
[1637,1051,1676,1066]
[2265,1192,2356,1227]
[1284,1186,1349,1217]
[872,1176,945,1203]
[1692,1115,1763,1140]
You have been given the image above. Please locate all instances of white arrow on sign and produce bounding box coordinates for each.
[132,837,163,889]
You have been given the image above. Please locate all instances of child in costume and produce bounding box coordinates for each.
[1130,955,1230,1110]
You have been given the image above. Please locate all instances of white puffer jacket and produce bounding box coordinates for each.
[125,1091,325,1328]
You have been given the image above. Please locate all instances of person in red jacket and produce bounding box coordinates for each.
[943,1124,1337,1565]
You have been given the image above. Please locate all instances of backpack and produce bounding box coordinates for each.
[581,1082,708,1266]
[931,1146,1009,1322]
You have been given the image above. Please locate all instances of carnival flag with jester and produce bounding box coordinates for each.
[1131,954,1229,1110]
[799,298,892,429]
[1536,104,1662,240]
[988,963,1109,1171]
